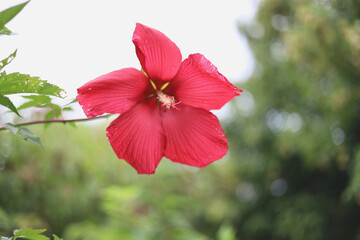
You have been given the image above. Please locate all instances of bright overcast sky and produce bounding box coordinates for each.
[0,0,259,96]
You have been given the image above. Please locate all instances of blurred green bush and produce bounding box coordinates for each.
[232,0,360,239]
[0,123,239,240]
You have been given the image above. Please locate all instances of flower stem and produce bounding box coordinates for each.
[0,114,111,131]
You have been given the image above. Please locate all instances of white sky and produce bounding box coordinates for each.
[0,0,259,119]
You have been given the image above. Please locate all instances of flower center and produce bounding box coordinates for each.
[147,78,180,110]
[156,91,180,110]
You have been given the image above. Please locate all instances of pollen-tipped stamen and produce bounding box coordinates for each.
[156,91,180,110]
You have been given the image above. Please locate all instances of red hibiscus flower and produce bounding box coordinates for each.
[77,23,242,174]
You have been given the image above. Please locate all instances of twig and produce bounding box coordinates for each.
[0,114,112,131]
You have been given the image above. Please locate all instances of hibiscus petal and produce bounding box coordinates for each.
[167,53,242,111]
[106,98,165,174]
[132,23,182,82]
[77,68,151,118]
[161,103,228,168]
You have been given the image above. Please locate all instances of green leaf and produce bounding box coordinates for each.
[62,106,73,111]
[0,26,12,36]
[14,228,49,240]
[66,121,77,128]
[5,123,45,148]
[52,234,62,240]
[0,72,65,97]
[65,98,78,105]
[17,96,66,121]
[0,93,21,117]
[43,105,61,120]
[51,104,62,118]
[17,127,44,149]
[44,110,54,120]
[17,95,51,110]
[0,49,17,71]
[0,1,30,30]
[22,95,52,102]
[5,123,19,135]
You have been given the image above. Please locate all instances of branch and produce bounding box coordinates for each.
[0,114,111,131]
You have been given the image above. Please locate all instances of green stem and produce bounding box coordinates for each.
[0,114,111,131]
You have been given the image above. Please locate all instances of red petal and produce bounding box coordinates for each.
[161,103,228,168]
[77,68,151,118]
[167,54,242,111]
[106,98,165,174]
[132,23,182,82]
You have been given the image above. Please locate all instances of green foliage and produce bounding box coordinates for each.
[16,95,72,121]
[0,1,65,118]
[0,72,64,97]
[0,1,29,35]
[0,50,17,72]
[5,123,44,148]
[0,50,20,116]
[0,1,68,147]
[14,229,49,240]
[0,26,12,36]
[0,95,20,117]
[0,70,66,119]
[231,0,360,239]
[0,228,62,240]
[0,1,65,117]
[17,96,52,111]
[0,124,239,240]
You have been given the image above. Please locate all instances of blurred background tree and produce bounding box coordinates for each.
[1,0,360,239]
[233,0,360,239]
